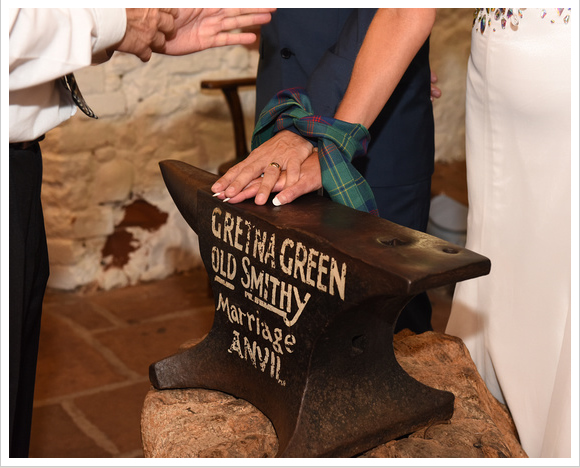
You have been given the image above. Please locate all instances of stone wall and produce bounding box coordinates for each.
[42,44,259,290]
[431,8,473,162]
[41,8,474,291]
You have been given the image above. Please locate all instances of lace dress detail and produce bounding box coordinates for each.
[473,8,570,33]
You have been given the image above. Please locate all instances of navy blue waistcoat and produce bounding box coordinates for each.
[255,8,434,187]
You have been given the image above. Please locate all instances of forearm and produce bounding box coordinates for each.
[334,8,436,128]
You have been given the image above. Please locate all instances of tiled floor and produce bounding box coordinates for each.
[28,161,467,458]
[29,269,215,458]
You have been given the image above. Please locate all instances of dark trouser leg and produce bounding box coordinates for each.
[9,144,49,458]
[371,179,433,334]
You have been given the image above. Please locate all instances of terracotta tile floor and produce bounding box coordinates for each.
[29,161,467,458]
[29,269,215,458]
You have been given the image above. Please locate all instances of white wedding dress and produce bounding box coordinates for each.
[446,8,572,458]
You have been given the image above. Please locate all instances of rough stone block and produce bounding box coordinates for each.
[41,150,92,184]
[46,238,87,265]
[75,64,106,93]
[92,159,134,204]
[70,205,115,239]
[430,8,472,162]
[46,253,102,290]
[87,90,127,118]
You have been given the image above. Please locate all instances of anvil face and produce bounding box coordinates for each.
[149,160,491,458]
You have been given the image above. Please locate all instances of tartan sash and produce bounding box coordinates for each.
[252,88,379,216]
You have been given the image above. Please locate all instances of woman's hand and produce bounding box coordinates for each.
[211,130,314,204]
[213,149,323,206]
[271,150,322,206]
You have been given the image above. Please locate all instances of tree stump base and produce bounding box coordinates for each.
[141,330,527,458]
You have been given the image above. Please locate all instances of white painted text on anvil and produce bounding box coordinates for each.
[211,207,347,301]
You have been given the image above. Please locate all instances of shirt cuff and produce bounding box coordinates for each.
[91,8,127,63]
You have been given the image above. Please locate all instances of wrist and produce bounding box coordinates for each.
[280,128,316,151]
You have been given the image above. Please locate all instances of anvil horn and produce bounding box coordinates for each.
[159,159,218,233]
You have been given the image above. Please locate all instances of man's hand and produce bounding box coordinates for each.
[160,8,276,55]
[212,130,314,205]
[111,8,275,61]
[113,9,178,62]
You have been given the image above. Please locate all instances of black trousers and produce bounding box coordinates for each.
[9,143,49,458]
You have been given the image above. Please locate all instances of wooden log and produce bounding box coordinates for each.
[141,331,527,458]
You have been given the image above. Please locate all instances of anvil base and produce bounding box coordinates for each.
[150,295,454,457]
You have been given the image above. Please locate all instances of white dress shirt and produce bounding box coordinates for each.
[9,8,127,143]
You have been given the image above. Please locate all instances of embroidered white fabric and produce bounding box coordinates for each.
[446,8,572,458]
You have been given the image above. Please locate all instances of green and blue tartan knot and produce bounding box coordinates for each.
[251,87,379,216]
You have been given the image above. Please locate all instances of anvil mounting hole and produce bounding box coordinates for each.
[352,334,366,355]
[379,238,409,247]
[443,247,459,254]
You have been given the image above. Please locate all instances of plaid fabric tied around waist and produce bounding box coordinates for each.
[252,88,379,216]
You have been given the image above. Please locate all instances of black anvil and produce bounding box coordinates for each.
[149,160,491,458]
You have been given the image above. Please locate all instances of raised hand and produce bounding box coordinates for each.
[113,9,179,62]
[160,8,276,55]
